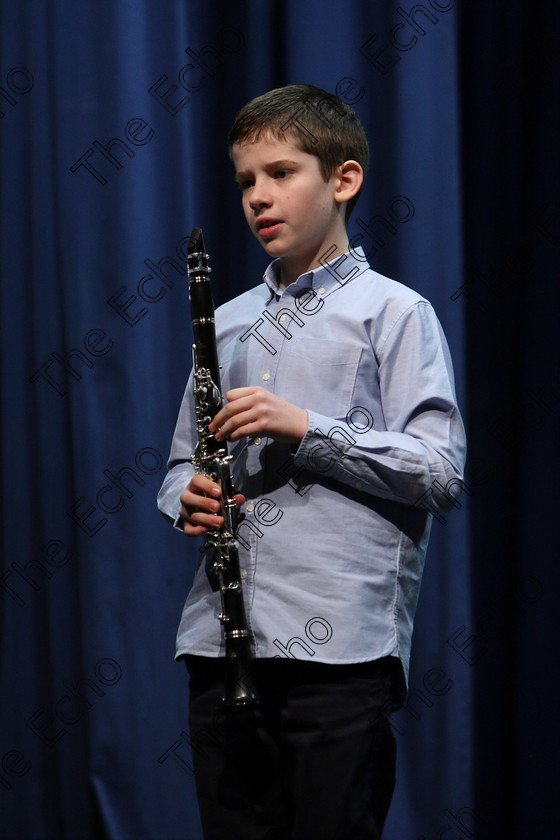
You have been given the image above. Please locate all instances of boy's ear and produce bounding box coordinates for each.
[334,160,363,206]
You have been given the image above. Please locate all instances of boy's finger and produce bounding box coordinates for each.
[191,474,221,495]
[188,510,224,527]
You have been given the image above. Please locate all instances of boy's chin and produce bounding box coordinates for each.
[255,233,314,267]
[258,239,289,259]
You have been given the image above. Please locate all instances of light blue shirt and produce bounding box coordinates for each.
[157,247,466,693]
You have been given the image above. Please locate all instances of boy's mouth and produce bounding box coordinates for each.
[256,218,283,238]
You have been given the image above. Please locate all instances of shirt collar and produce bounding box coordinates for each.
[262,246,369,302]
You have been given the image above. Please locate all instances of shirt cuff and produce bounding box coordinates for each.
[292,409,351,473]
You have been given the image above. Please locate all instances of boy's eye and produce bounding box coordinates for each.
[235,169,292,190]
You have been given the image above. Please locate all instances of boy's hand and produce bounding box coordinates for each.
[179,474,246,537]
[208,387,309,445]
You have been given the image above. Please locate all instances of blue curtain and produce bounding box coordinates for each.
[1,1,557,837]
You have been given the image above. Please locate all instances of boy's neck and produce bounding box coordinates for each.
[278,233,350,289]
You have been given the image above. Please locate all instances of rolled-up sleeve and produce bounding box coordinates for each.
[157,370,197,529]
[294,301,466,513]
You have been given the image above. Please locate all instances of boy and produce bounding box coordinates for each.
[157,84,466,840]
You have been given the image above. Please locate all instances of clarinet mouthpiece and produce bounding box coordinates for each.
[188,227,205,256]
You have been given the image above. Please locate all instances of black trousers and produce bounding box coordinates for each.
[184,656,397,840]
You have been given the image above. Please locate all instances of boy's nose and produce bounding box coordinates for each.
[249,180,272,209]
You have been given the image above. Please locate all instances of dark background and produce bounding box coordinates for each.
[1,1,558,837]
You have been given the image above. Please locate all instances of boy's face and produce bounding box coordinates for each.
[232,134,344,279]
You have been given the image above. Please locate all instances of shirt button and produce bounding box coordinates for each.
[246,502,254,512]
[263,372,270,381]
[241,571,247,580]
[317,286,325,295]
[254,437,262,446]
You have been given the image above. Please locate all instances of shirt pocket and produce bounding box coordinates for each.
[278,338,363,419]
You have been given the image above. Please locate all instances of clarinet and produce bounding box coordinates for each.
[186,227,260,708]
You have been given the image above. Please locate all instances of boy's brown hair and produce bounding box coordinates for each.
[228,84,369,221]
